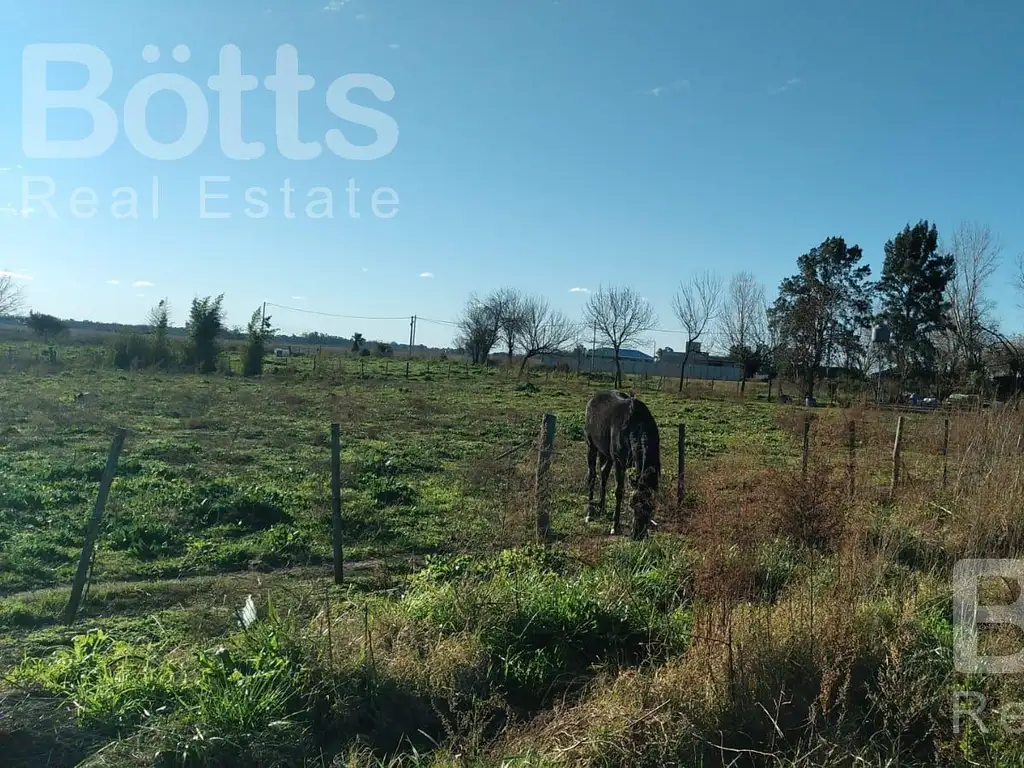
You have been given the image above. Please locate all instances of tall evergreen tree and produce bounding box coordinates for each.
[767,236,873,398]
[875,220,955,390]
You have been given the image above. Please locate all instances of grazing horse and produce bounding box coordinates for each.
[584,390,661,539]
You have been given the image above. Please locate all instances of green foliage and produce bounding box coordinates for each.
[185,294,225,373]
[25,310,67,342]
[147,298,172,366]
[12,614,315,765]
[400,542,694,708]
[12,629,179,733]
[768,236,873,397]
[875,220,955,386]
[243,306,275,377]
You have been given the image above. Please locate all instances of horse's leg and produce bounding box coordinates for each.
[598,457,612,517]
[611,462,625,536]
[585,440,598,522]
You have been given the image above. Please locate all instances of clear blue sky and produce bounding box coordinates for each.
[4,0,1024,351]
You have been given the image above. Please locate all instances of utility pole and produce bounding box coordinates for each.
[408,315,416,359]
[261,301,266,328]
[590,321,596,377]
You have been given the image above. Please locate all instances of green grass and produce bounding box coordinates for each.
[4,345,1014,766]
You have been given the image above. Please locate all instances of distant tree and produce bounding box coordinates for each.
[492,287,527,360]
[768,236,873,398]
[455,292,501,364]
[243,305,276,376]
[146,298,172,366]
[375,341,391,357]
[944,221,1001,381]
[350,332,365,354]
[0,272,25,316]
[671,271,724,391]
[582,285,658,388]
[517,295,578,373]
[25,311,66,343]
[185,294,226,373]
[875,220,955,390]
[718,271,767,389]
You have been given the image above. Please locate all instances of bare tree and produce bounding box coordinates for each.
[455,292,501,364]
[582,285,658,388]
[0,272,25,316]
[492,287,527,361]
[945,221,1001,378]
[719,271,766,385]
[671,271,724,391]
[517,295,578,374]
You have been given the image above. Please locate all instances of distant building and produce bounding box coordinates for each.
[652,342,743,381]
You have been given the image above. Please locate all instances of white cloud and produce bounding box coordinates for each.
[132,280,154,287]
[361,267,369,272]
[106,279,120,285]
[0,270,32,281]
[769,77,802,95]
[640,79,690,97]
[569,287,590,293]
[291,295,307,300]
[388,43,400,49]
[355,12,368,19]
[323,0,348,10]
[0,203,36,217]
[419,272,434,278]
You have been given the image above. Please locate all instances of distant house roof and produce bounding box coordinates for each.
[591,347,654,361]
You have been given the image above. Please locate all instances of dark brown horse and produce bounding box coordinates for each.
[584,390,661,539]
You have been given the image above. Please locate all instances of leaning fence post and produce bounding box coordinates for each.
[941,418,950,490]
[64,428,127,625]
[677,424,686,514]
[801,415,811,479]
[889,415,904,502]
[332,423,344,584]
[535,414,557,541]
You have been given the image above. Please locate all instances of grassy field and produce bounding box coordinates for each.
[2,345,1022,766]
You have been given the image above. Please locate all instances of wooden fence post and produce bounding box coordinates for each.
[942,418,950,490]
[64,428,127,625]
[889,415,904,502]
[677,424,686,514]
[801,416,810,479]
[535,414,557,541]
[332,423,343,584]
[847,420,856,497]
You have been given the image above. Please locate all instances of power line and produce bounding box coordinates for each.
[263,302,409,322]
[265,301,699,339]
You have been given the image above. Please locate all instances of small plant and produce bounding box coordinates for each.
[147,298,172,366]
[185,293,225,373]
[243,306,276,377]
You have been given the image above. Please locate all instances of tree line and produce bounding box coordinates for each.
[455,220,1024,398]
